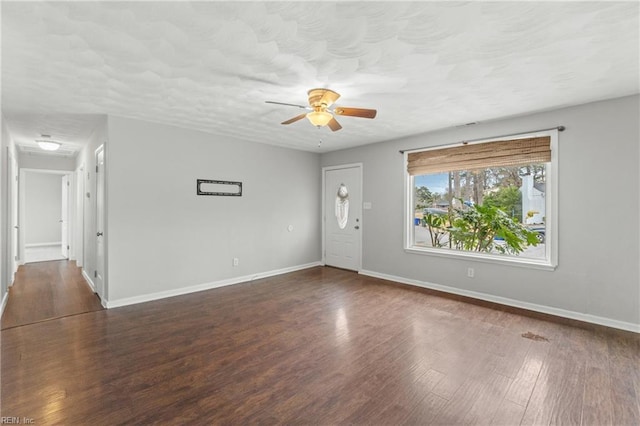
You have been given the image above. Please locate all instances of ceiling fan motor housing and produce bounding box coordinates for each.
[308,88,340,109]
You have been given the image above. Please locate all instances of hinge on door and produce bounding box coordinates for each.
[67,181,70,186]
[14,255,18,261]
[94,270,97,278]
[96,165,99,173]
[67,245,70,250]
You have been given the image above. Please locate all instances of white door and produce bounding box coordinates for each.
[8,150,19,286]
[75,166,84,267]
[95,146,105,298]
[61,175,69,259]
[324,165,362,271]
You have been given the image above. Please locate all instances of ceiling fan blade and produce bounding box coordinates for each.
[333,107,377,119]
[327,117,342,132]
[265,101,309,110]
[281,113,307,125]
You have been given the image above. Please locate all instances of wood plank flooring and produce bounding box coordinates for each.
[1,264,638,425]
[1,260,104,330]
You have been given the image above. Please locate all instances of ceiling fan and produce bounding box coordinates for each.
[265,88,377,132]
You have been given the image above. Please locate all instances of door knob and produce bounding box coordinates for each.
[97,232,103,237]
[354,226,360,230]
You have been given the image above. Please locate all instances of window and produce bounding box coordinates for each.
[405,130,558,269]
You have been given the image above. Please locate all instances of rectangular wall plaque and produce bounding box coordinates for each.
[197,179,242,196]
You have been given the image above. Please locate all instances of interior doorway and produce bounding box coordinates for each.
[19,169,75,264]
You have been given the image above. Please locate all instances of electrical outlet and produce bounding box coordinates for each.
[233,258,239,267]
[467,267,474,278]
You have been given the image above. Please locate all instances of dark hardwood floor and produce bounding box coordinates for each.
[1,260,104,330]
[1,264,638,425]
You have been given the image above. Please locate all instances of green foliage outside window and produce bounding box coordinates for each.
[483,186,522,222]
[422,201,539,255]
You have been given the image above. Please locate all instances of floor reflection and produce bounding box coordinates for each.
[335,307,350,346]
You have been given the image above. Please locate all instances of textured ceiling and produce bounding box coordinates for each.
[2,1,639,154]
[5,113,105,157]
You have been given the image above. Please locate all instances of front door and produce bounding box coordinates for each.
[324,165,362,271]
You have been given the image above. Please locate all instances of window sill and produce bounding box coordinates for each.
[404,246,557,271]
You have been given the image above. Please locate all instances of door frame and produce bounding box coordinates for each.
[321,163,363,271]
[94,144,106,301]
[7,149,19,287]
[19,168,74,264]
[75,164,85,268]
[61,174,70,259]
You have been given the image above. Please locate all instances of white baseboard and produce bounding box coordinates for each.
[25,242,62,248]
[359,269,640,334]
[82,270,96,293]
[82,270,107,308]
[0,291,8,317]
[105,261,322,309]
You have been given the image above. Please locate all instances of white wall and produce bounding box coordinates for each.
[321,95,640,330]
[23,172,62,245]
[1,118,7,298]
[105,116,321,303]
[0,116,18,300]
[19,153,76,171]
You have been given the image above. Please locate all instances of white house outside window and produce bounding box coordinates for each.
[404,129,558,269]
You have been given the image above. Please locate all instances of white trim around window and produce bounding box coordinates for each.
[403,129,559,271]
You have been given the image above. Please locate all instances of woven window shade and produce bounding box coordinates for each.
[407,136,551,176]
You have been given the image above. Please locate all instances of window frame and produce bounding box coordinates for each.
[404,129,558,270]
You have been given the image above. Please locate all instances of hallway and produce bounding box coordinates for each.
[1,260,104,330]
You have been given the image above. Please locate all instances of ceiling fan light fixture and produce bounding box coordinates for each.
[306,111,333,127]
[36,140,62,151]
[267,88,376,132]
